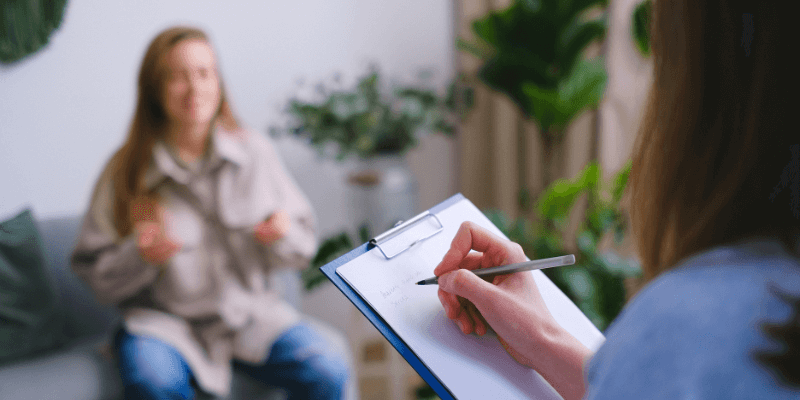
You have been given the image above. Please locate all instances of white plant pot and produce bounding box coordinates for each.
[346,155,418,238]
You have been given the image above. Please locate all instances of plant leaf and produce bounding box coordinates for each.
[557,18,606,77]
[523,58,606,131]
[632,0,652,57]
[612,159,632,204]
[536,161,599,220]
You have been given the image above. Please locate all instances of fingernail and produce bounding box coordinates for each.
[457,321,465,332]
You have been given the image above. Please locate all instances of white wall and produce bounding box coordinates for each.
[0,0,457,238]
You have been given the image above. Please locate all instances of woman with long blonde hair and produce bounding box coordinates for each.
[71,26,349,399]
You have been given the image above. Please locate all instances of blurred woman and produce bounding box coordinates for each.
[434,1,800,399]
[71,26,349,400]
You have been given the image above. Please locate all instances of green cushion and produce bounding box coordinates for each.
[0,209,65,362]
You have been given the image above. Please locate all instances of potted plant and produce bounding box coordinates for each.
[487,160,640,331]
[272,66,468,292]
[458,0,609,197]
[275,65,459,160]
[272,65,462,236]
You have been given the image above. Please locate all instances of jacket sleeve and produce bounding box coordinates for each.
[251,133,318,271]
[70,163,161,305]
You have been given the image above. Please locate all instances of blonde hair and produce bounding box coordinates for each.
[108,26,240,236]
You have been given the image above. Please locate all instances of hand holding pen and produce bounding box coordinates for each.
[432,221,587,375]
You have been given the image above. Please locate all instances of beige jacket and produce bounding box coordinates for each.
[71,126,317,397]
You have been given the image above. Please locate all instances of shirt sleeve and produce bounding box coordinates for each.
[251,132,318,271]
[69,163,161,305]
[583,263,800,400]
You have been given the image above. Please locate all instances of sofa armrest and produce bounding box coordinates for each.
[37,216,120,340]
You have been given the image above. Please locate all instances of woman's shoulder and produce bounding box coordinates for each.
[620,239,799,315]
[210,126,278,170]
[214,125,278,157]
[635,240,800,317]
[584,240,800,399]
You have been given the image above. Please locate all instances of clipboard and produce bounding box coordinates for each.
[320,193,605,399]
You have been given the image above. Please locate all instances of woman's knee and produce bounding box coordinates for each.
[114,330,195,400]
[300,352,351,398]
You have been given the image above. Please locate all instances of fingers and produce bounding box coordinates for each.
[272,210,291,232]
[433,222,525,277]
[146,239,177,264]
[439,271,493,335]
[253,220,269,243]
[438,269,500,326]
[435,241,515,336]
[136,222,158,248]
[467,302,488,336]
[439,289,477,335]
[254,211,292,244]
[438,269,494,307]
[152,236,180,264]
[458,298,486,335]
[437,252,482,326]
[135,221,180,265]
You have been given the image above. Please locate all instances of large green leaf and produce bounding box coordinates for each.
[536,162,600,221]
[522,58,606,132]
[632,0,652,57]
[487,160,641,332]
[612,159,632,204]
[557,18,606,77]
[461,0,607,122]
[302,232,354,291]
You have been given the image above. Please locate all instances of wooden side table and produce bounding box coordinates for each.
[347,307,425,400]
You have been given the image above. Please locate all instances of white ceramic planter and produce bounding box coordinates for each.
[346,155,418,238]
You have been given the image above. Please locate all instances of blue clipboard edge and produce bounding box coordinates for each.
[320,193,466,400]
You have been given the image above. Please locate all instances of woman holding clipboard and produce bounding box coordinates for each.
[434,1,800,399]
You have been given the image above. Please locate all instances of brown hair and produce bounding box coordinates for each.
[629,0,800,281]
[107,26,240,237]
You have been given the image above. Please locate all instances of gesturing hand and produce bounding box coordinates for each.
[254,210,291,245]
[433,221,558,369]
[131,197,181,266]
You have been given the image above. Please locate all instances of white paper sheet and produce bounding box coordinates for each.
[337,198,605,400]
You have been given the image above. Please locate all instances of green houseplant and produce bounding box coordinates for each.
[280,67,465,293]
[487,160,639,331]
[401,1,627,396]
[409,2,631,396]
[274,65,468,243]
[456,0,642,332]
[407,161,639,396]
[458,0,609,192]
[272,65,460,161]
[301,225,371,292]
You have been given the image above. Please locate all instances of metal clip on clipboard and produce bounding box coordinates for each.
[369,210,444,259]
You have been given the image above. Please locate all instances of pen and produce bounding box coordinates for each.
[416,254,576,285]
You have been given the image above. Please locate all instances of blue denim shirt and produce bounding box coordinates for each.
[585,238,800,399]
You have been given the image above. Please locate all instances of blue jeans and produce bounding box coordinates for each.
[113,322,349,400]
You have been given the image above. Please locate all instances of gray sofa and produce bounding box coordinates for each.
[0,215,355,400]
